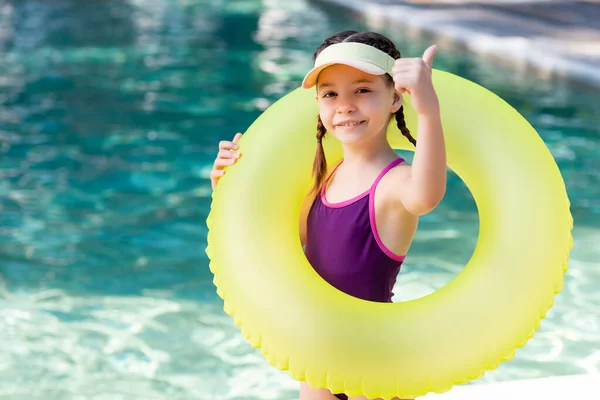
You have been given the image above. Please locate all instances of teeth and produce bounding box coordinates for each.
[339,121,361,126]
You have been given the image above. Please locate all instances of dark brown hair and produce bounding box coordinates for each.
[311,31,416,194]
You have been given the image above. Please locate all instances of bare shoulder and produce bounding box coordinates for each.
[378,158,440,216]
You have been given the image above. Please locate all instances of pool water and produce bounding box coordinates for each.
[0,0,599,399]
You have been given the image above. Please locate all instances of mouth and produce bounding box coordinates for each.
[335,120,365,128]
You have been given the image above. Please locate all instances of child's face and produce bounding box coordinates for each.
[315,64,401,146]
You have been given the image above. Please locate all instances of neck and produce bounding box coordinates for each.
[340,130,396,166]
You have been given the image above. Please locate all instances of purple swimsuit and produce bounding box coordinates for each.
[304,158,406,400]
[305,157,406,303]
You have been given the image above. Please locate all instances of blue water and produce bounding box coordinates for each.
[0,0,599,399]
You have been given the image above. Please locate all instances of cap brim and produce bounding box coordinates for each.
[302,60,388,89]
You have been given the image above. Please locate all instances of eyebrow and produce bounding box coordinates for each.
[317,78,375,90]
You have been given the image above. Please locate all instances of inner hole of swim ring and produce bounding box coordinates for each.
[391,150,478,303]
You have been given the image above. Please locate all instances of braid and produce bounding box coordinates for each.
[311,115,328,194]
[395,105,416,146]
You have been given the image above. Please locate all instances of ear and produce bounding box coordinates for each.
[391,90,403,113]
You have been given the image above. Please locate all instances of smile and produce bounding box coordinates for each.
[336,120,365,127]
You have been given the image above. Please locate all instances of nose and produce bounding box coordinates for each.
[336,96,357,114]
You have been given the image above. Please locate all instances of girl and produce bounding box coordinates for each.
[210,31,446,400]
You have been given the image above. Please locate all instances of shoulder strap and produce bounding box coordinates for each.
[370,158,405,191]
[320,159,344,196]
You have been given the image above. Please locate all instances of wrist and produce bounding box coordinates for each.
[418,104,441,120]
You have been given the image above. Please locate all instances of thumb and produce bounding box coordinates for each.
[422,45,439,69]
[233,132,243,143]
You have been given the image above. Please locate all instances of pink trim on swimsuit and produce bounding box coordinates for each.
[369,158,406,262]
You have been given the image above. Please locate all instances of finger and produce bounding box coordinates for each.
[394,57,421,64]
[392,66,413,74]
[392,66,409,75]
[393,80,414,95]
[219,140,234,150]
[210,169,225,179]
[393,73,417,86]
[219,140,239,151]
[218,149,240,159]
[214,158,237,168]
[393,58,422,70]
[392,64,422,75]
[422,45,439,69]
[232,132,242,143]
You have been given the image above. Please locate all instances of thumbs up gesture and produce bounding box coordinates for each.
[392,45,440,116]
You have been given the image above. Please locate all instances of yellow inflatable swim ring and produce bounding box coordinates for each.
[205,69,573,399]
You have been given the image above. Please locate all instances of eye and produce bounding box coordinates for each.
[356,88,371,94]
[322,91,337,98]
